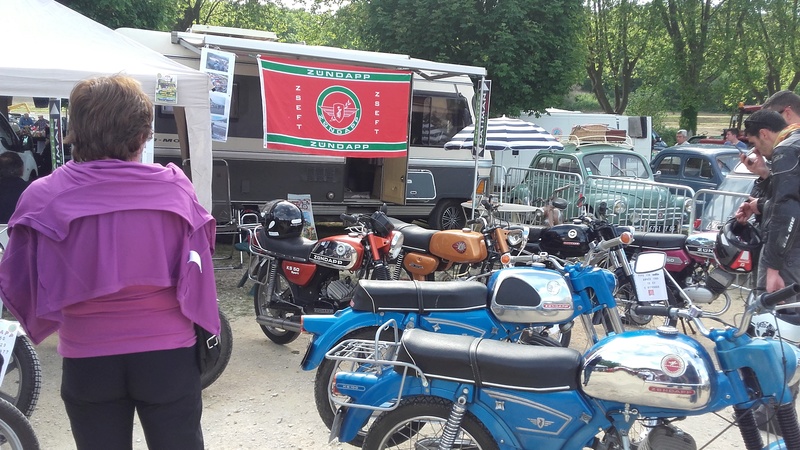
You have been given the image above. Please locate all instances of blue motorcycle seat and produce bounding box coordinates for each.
[396,328,582,391]
[351,280,488,313]
[254,229,316,262]
[628,232,687,250]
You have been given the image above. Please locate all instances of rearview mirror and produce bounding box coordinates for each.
[634,251,666,274]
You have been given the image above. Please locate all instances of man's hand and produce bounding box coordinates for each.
[735,196,759,223]
[740,148,769,178]
[767,267,786,293]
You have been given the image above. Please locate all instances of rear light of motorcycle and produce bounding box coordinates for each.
[694,218,702,231]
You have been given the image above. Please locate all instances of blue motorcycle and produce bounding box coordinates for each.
[327,253,800,450]
[301,235,632,445]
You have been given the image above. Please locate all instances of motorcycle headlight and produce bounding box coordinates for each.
[506,229,524,247]
[683,198,693,213]
[612,200,627,215]
[389,231,404,259]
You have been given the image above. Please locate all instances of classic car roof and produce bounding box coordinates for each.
[656,144,742,157]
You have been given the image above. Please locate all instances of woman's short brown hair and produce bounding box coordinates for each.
[64,74,153,162]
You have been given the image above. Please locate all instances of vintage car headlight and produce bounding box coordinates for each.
[683,198,693,213]
[612,200,627,215]
[389,231,404,259]
[630,212,640,223]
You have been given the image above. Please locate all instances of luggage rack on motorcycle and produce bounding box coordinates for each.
[324,319,429,412]
[237,212,272,285]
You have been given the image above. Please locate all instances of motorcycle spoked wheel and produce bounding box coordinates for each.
[614,280,678,331]
[315,327,396,447]
[362,396,499,450]
[0,336,40,418]
[200,309,233,390]
[0,397,40,450]
[253,269,301,344]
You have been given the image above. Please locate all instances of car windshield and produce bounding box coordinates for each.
[716,154,741,175]
[583,153,649,178]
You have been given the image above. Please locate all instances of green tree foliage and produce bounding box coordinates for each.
[56,0,180,31]
[355,0,586,116]
[585,0,656,114]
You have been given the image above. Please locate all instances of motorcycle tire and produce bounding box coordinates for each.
[200,309,233,390]
[0,336,41,418]
[0,397,40,449]
[314,327,395,447]
[253,269,300,344]
[363,396,498,450]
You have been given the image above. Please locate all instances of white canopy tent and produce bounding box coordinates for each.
[0,0,213,210]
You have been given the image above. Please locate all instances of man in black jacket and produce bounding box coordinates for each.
[736,109,800,293]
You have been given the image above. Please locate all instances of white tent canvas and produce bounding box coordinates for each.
[0,0,213,210]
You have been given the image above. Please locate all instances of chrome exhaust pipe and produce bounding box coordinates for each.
[256,315,302,333]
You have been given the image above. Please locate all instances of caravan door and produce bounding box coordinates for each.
[381,155,408,205]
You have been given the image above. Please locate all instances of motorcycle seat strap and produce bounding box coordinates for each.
[397,329,582,391]
[629,232,687,250]
[351,280,487,313]
[468,338,482,390]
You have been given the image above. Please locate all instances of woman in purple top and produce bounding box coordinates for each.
[0,75,219,450]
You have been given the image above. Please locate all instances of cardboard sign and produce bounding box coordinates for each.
[633,270,669,302]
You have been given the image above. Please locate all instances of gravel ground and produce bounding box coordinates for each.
[24,244,800,449]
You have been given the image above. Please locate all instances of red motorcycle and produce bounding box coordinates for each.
[238,200,403,344]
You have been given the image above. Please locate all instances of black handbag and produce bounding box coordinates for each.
[195,324,221,373]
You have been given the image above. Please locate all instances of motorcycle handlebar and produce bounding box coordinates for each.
[631,305,673,318]
[595,231,634,251]
[759,283,800,309]
[340,213,358,225]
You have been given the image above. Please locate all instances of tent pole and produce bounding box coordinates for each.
[174,106,191,179]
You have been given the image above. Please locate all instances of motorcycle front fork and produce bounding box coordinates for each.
[735,404,800,449]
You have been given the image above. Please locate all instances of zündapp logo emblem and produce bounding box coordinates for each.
[317,86,361,135]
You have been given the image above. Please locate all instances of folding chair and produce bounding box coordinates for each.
[211,159,243,269]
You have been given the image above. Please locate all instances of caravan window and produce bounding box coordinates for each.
[410,91,472,147]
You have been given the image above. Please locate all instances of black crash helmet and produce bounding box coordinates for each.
[714,218,761,274]
[262,200,304,239]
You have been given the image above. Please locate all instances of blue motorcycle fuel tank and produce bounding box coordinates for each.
[581,328,716,411]
[487,267,574,324]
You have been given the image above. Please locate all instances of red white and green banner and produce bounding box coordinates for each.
[258,56,412,158]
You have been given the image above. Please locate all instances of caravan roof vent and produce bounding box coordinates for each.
[188,24,278,42]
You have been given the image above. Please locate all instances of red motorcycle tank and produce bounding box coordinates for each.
[309,235,365,270]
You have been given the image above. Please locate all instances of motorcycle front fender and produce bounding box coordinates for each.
[300,310,412,371]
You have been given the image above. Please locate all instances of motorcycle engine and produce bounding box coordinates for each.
[325,278,356,301]
[637,425,697,450]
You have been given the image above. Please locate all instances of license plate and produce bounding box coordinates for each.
[646,224,678,233]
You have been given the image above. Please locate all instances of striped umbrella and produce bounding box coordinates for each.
[444,116,563,152]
